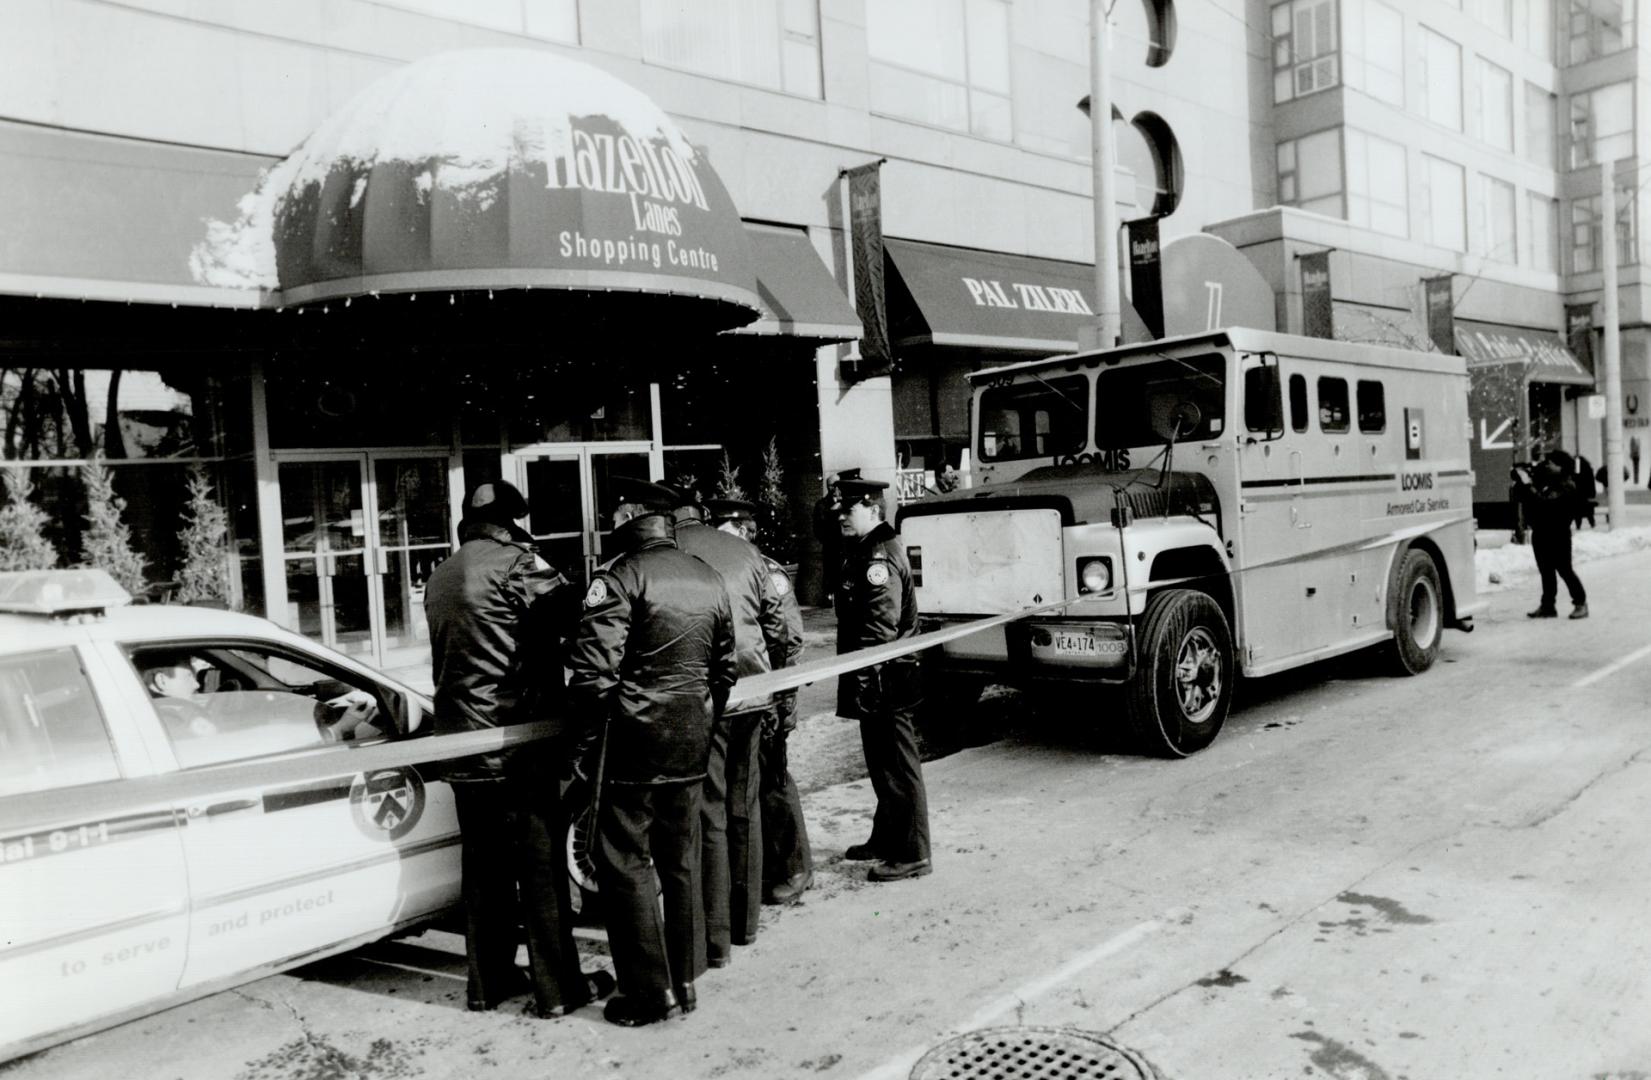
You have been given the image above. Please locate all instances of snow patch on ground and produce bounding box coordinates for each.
[1475,522,1651,593]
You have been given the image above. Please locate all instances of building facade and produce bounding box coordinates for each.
[0,0,1638,668]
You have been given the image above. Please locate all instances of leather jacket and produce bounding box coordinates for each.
[761,554,806,732]
[566,513,737,785]
[834,520,920,719]
[424,519,577,780]
[674,518,800,715]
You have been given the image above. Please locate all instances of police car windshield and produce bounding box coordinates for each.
[977,374,1089,462]
[1095,353,1226,448]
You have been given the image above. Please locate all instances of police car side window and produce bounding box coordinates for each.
[0,648,121,797]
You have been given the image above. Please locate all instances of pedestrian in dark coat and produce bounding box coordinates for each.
[832,477,932,883]
[424,481,612,1018]
[706,499,812,905]
[674,494,798,963]
[1574,454,1597,529]
[1513,451,1588,620]
[566,478,736,1027]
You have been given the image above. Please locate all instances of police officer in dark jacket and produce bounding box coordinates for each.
[424,481,612,1018]
[566,478,736,1027]
[672,492,798,963]
[706,499,812,905]
[832,477,932,883]
[1513,451,1588,620]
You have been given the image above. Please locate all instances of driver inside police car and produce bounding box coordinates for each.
[141,655,218,739]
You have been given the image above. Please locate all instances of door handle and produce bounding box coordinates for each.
[374,547,389,575]
[188,799,259,819]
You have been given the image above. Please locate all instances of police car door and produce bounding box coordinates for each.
[0,640,190,1058]
[117,639,453,990]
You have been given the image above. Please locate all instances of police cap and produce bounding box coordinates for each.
[611,476,680,512]
[704,498,760,525]
[830,476,889,510]
[464,480,529,524]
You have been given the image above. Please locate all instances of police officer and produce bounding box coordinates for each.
[812,468,860,603]
[673,491,799,960]
[706,499,812,905]
[832,476,932,883]
[566,478,735,1027]
[424,481,613,1018]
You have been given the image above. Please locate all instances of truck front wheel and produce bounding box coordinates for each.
[1125,590,1233,757]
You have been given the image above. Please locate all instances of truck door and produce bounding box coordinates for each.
[1236,361,1310,672]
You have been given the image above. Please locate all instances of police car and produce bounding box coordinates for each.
[0,570,469,1062]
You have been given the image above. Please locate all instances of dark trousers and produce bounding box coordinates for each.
[858,701,932,864]
[701,710,764,964]
[759,726,812,888]
[452,776,587,1014]
[1533,526,1586,608]
[596,780,703,1006]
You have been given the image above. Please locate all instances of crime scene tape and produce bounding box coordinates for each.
[0,599,1078,835]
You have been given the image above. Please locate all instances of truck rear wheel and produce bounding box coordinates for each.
[1125,590,1233,758]
[1386,548,1442,676]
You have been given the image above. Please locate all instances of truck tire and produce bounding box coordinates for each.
[1125,589,1233,758]
[1386,548,1442,676]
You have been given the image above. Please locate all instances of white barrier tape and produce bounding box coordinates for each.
[729,595,1084,701]
[2,601,1079,834]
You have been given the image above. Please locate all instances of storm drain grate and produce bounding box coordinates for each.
[909,1026,1154,1080]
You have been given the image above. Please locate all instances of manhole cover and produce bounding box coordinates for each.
[909,1026,1153,1080]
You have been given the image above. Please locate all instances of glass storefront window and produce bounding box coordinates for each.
[266,367,448,449]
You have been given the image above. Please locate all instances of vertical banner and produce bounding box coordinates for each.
[1423,275,1455,354]
[1566,302,1595,376]
[843,161,891,377]
[1300,250,1333,339]
[1126,218,1164,339]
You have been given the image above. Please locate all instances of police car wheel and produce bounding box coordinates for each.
[1387,549,1442,676]
[1125,589,1233,758]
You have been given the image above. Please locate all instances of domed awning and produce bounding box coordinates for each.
[192,49,761,329]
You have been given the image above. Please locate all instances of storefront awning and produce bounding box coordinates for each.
[1455,321,1594,386]
[885,239,1100,353]
[723,228,860,341]
[189,49,761,329]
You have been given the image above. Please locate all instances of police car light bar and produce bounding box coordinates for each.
[0,569,133,617]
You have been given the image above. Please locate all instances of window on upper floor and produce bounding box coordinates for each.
[1345,128,1408,238]
[1566,0,1634,63]
[1524,82,1557,168]
[1570,189,1636,272]
[1568,81,1633,168]
[1344,0,1405,106]
[641,0,823,97]
[1476,174,1518,262]
[1272,0,1339,102]
[1422,155,1467,252]
[1520,0,1555,59]
[1527,192,1559,271]
[1477,58,1514,151]
[1475,0,1513,35]
[1277,129,1343,219]
[377,0,578,41]
[1419,27,1464,131]
[867,0,1012,140]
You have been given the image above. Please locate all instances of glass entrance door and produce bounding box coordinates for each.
[275,452,452,670]
[515,446,651,586]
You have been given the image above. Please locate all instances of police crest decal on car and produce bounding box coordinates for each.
[584,579,609,607]
[350,768,426,841]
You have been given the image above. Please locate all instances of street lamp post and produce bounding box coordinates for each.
[1087,0,1121,350]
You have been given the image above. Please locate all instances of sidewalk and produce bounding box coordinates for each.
[1474,501,1651,593]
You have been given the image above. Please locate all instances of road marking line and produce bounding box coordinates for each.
[1572,642,1651,688]
[849,918,1164,1080]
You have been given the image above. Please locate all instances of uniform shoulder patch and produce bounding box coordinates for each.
[865,561,891,586]
[583,578,609,608]
[769,570,791,597]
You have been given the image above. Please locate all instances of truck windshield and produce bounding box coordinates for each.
[977,374,1089,461]
[1095,353,1226,447]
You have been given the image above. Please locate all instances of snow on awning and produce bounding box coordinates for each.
[189,48,761,327]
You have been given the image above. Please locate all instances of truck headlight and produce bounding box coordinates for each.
[1078,557,1112,594]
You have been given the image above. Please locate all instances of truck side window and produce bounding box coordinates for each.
[1317,377,1350,433]
[0,648,121,797]
[1357,380,1386,432]
[1289,374,1308,432]
[1243,365,1283,433]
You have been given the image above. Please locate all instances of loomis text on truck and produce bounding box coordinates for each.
[899,328,1482,756]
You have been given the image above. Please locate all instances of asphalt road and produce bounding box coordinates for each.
[12,545,1651,1080]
